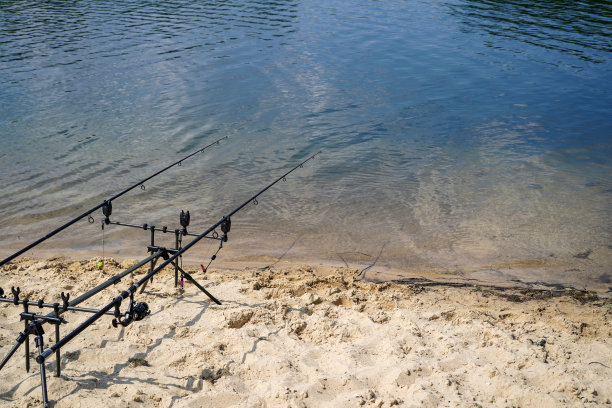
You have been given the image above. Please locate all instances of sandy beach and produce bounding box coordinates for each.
[1,257,611,407]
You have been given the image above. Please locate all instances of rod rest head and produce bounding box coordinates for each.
[11,286,20,304]
[61,292,70,312]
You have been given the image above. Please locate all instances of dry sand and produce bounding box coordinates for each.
[1,257,611,407]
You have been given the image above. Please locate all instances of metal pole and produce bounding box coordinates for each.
[174,262,221,305]
[53,304,61,377]
[0,334,25,371]
[108,220,220,238]
[23,301,30,372]
[0,298,128,314]
[175,230,179,287]
[149,227,155,278]
[33,323,50,408]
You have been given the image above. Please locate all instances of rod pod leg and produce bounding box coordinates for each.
[53,304,61,377]
[174,231,179,287]
[149,227,155,282]
[24,300,30,372]
[139,257,158,294]
[25,320,30,372]
[33,323,50,408]
[0,333,26,371]
[173,262,221,305]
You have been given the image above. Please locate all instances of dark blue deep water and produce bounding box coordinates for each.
[1,0,611,291]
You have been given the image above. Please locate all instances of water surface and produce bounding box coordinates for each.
[1,0,611,291]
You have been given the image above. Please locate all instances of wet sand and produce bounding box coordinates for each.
[1,257,611,407]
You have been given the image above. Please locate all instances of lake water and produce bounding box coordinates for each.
[1,0,611,292]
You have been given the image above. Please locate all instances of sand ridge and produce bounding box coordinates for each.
[0,258,611,407]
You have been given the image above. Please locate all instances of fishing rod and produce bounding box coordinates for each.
[0,251,165,374]
[0,135,228,268]
[36,151,320,366]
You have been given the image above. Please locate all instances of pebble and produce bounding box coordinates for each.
[365,389,376,401]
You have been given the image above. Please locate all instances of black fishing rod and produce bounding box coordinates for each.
[0,251,164,373]
[0,136,227,268]
[36,151,320,364]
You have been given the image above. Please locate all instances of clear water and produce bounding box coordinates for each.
[1,0,611,291]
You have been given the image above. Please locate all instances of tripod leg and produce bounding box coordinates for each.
[175,232,180,287]
[139,257,158,294]
[174,263,221,305]
[24,321,30,372]
[34,329,50,408]
[0,332,26,371]
[54,309,61,377]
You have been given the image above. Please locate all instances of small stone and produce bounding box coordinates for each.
[366,389,376,401]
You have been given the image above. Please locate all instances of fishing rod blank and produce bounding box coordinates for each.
[37,151,320,363]
[0,136,227,268]
[0,250,164,373]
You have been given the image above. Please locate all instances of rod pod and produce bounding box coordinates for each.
[37,151,320,365]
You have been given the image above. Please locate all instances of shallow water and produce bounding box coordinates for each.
[1,0,611,290]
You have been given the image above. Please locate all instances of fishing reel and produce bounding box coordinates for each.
[180,210,190,234]
[112,293,150,328]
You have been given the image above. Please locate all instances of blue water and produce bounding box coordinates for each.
[1,0,611,290]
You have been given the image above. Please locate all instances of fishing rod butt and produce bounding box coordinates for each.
[37,349,52,364]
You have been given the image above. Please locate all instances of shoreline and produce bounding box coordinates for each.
[2,245,611,298]
[1,257,611,407]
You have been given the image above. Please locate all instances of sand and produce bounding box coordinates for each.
[1,257,611,407]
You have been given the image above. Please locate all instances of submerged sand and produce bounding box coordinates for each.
[1,258,611,407]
